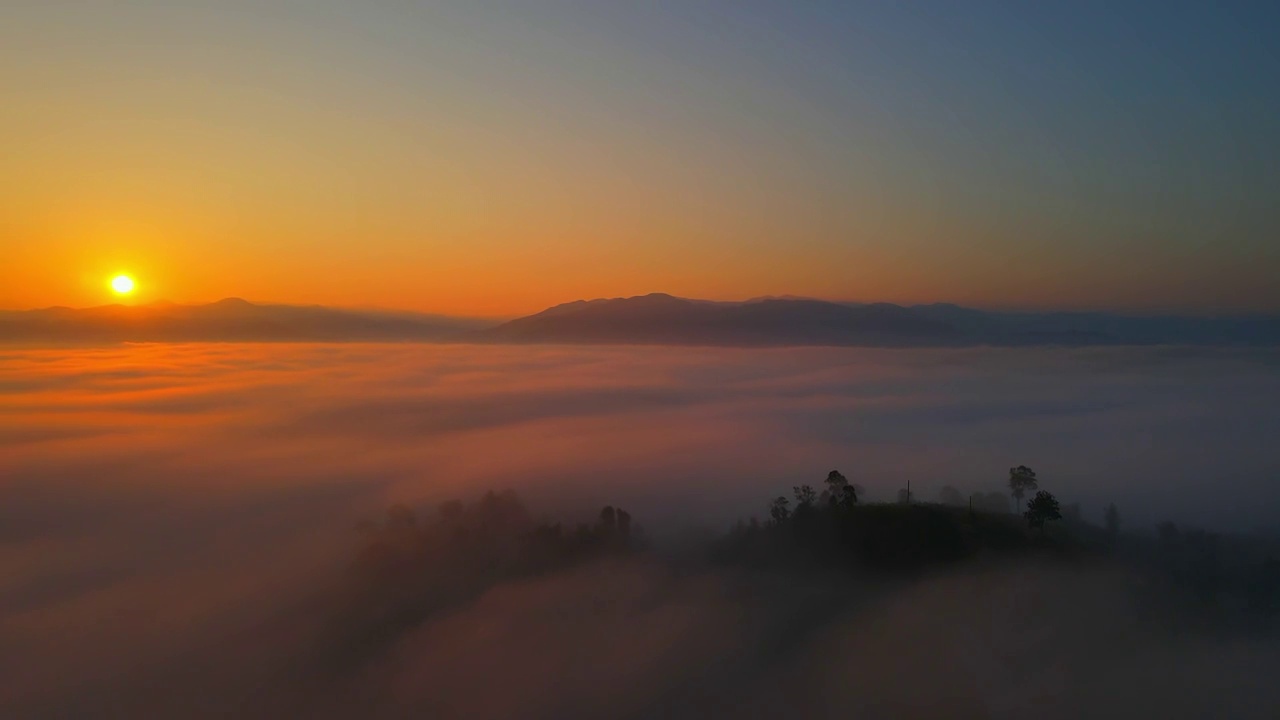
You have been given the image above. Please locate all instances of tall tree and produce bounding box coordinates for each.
[769,496,791,525]
[1008,465,1038,508]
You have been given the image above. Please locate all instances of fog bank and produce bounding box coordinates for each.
[2,343,1279,717]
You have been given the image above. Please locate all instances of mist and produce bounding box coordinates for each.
[5,343,1278,529]
[2,343,1279,717]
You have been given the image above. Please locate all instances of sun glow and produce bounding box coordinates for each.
[110,274,136,295]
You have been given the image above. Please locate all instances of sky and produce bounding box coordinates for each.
[4,1,1278,315]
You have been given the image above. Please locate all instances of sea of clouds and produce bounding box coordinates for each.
[2,343,1279,717]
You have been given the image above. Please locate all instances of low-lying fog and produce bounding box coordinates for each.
[2,343,1278,718]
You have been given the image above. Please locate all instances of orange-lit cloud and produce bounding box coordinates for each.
[3,343,1280,715]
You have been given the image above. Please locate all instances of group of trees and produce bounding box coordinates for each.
[350,492,639,613]
[344,472,1279,646]
[1005,465,1062,531]
[331,492,644,666]
[767,464,1071,534]
[731,464,1120,573]
[739,463,1254,610]
[356,491,640,581]
[768,470,860,524]
[754,466,1278,618]
[359,466,1090,579]
[739,473,991,571]
[941,473,1114,535]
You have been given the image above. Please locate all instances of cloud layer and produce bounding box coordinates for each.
[2,343,1279,716]
[5,343,1278,530]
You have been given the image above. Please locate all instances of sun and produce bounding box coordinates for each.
[110,274,136,295]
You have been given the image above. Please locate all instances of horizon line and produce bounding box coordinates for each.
[4,293,1279,319]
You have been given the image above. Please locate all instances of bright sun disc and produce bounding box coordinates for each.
[110,275,135,294]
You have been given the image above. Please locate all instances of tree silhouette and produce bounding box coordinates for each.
[824,470,849,507]
[1008,465,1038,508]
[769,496,791,525]
[793,484,817,510]
[839,484,858,510]
[1023,490,1061,531]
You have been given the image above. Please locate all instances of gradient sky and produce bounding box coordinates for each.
[4,1,1278,315]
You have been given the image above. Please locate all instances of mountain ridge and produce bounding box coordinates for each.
[4,294,1279,346]
[0,299,496,344]
[481,293,1280,347]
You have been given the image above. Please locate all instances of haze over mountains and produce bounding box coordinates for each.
[4,293,1279,346]
[0,297,492,343]
[485,294,953,346]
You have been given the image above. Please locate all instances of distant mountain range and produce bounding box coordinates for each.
[482,294,954,346]
[0,298,494,343]
[3,294,1279,346]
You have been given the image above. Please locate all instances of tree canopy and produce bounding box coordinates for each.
[1008,465,1039,505]
[1024,490,1062,531]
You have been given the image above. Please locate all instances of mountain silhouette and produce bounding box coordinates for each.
[4,294,1278,346]
[482,293,954,346]
[908,303,1280,346]
[482,294,1280,347]
[0,299,495,343]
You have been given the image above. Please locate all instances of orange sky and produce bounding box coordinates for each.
[4,3,1277,316]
